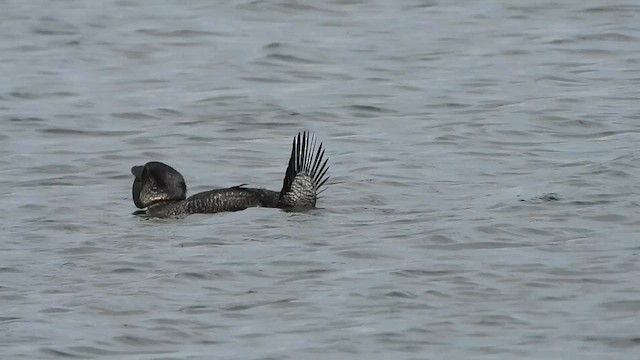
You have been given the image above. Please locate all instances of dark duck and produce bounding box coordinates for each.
[131,132,330,218]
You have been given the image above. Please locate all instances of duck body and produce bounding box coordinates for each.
[131,132,329,218]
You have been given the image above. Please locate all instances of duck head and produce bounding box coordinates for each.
[131,161,187,209]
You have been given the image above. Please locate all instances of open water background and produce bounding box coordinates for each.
[1,0,640,359]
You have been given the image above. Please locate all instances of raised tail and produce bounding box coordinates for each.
[279,131,330,208]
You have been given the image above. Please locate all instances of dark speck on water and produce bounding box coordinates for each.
[519,193,562,202]
[1,1,639,359]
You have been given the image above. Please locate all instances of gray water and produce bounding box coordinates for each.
[2,0,640,359]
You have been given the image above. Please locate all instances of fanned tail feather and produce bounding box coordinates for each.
[280,131,330,207]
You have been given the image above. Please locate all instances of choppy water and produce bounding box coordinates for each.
[2,1,640,359]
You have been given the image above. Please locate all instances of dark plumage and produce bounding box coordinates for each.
[280,131,330,208]
[131,132,330,218]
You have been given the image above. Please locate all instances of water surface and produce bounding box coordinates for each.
[1,1,640,359]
